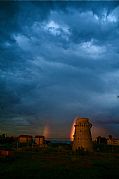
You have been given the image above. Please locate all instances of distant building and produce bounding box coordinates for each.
[107,135,119,146]
[35,135,45,146]
[0,149,14,158]
[96,136,107,144]
[18,135,33,144]
[72,117,93,152]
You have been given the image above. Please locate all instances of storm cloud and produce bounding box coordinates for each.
[0,1,119,138]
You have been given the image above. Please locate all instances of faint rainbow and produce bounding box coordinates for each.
[43,125,50,139]
[70,119,76,141]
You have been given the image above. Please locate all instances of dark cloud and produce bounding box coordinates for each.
[0,1,20,42]
[0,1,119,138]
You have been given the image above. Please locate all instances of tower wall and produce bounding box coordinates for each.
[72,117,93,152]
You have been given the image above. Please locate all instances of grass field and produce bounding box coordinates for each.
[0,148,119,179]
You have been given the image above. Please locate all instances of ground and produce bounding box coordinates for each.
[0,148,119,179]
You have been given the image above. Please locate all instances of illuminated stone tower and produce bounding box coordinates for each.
[72,117,93,152]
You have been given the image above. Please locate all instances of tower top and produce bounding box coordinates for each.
[75,117,89,123]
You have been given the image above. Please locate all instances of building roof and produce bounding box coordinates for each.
[35,135,44,138]
[18,135,33,138]
[75,117,89,123]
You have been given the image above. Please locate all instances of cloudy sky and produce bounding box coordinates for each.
[0,0,119,139]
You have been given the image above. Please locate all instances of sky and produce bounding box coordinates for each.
[0,0,119,139]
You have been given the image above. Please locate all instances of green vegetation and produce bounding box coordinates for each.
[0,148,119,179]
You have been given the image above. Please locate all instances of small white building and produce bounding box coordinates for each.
[18,135,33,144]
[35,135,45,145]
[107,136,119,146]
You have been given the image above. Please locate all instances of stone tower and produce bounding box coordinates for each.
[72,117,93,152]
